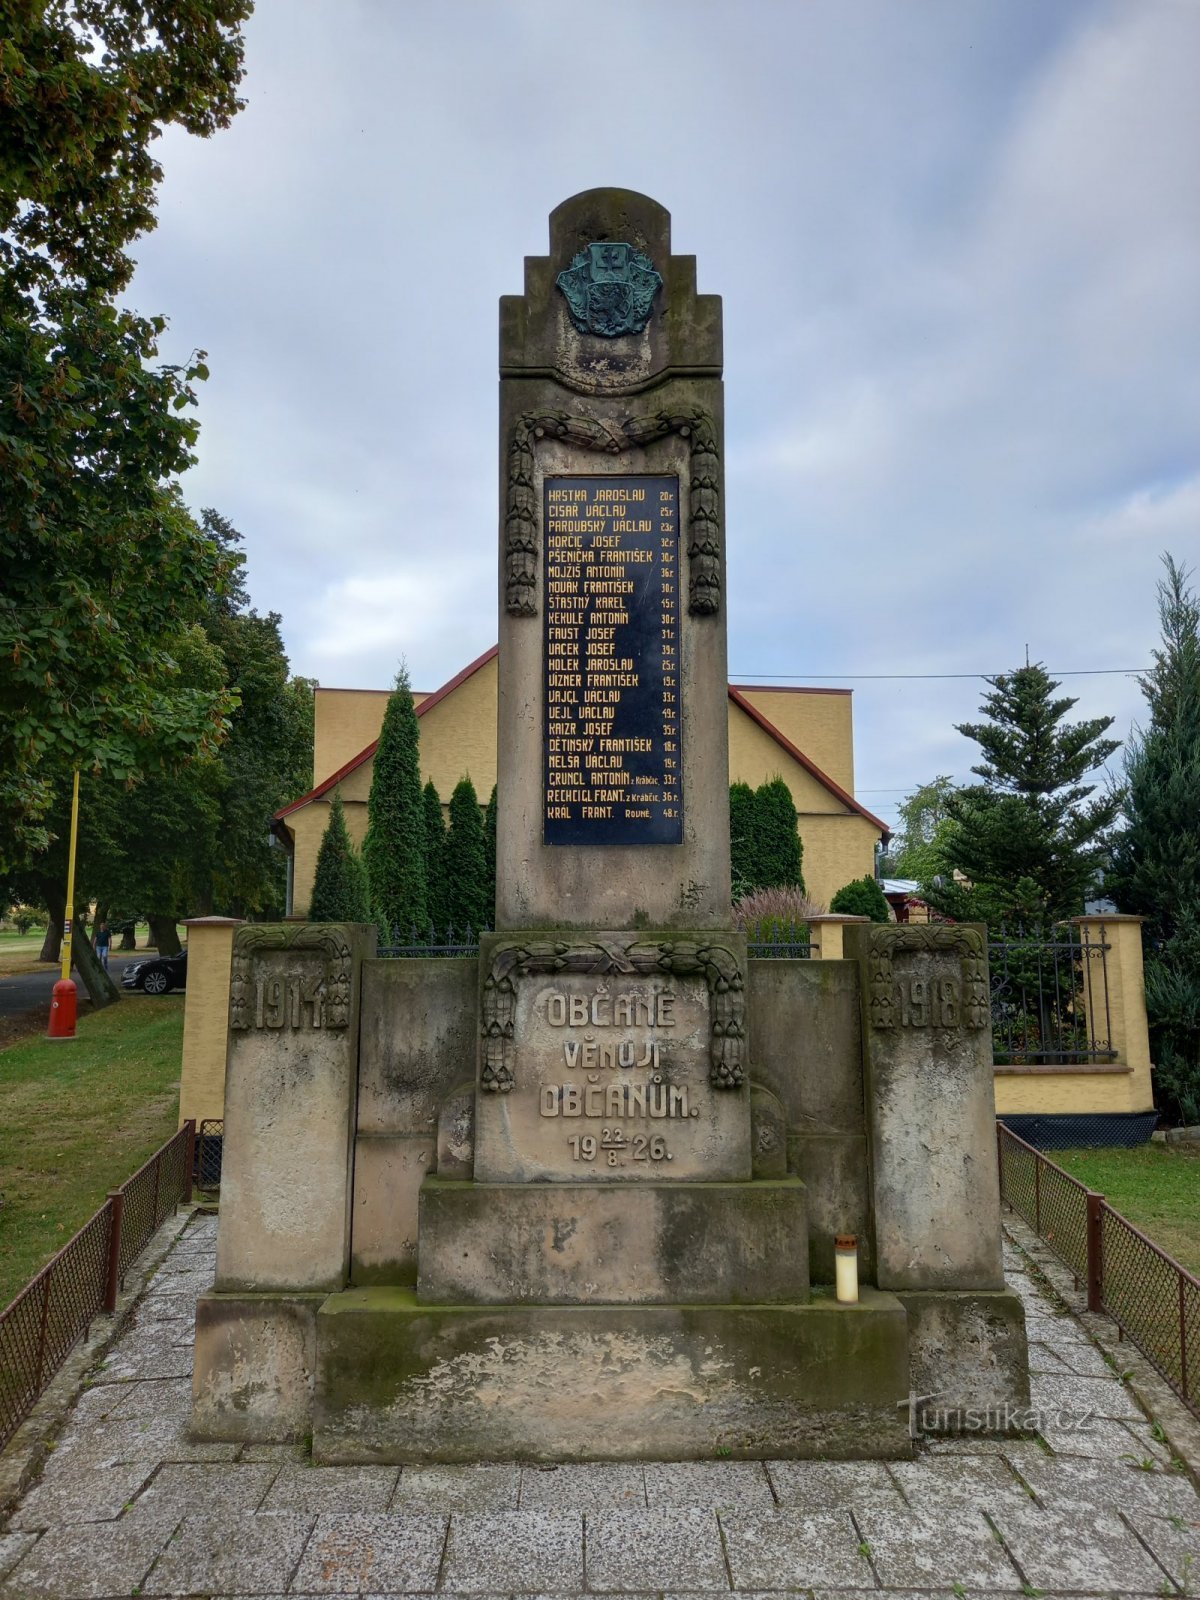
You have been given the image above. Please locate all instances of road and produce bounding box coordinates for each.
[0,951,143,1019]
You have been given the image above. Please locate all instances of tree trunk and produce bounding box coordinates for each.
[119,923,136,950]
[39,885,65,963]
[71,923,120,1009]
[148,913,182,956]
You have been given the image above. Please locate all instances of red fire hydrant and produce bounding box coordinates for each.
[48,978,78,1040]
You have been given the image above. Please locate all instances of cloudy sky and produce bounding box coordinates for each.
[127,0,1199,831]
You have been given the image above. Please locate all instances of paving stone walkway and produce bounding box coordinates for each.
[1,1215,1197,1597]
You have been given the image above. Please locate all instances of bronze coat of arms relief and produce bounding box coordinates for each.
[556,241,663,337]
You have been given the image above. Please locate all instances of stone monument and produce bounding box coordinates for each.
[192,189,1029,1461]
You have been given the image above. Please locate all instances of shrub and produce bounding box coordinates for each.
[733,885,824,951]
[310,792,370,922]
[363,663,427,933]
[444,776,489,933]
[829,875,892,923]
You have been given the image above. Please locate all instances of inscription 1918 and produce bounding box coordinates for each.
[543,474,682,846]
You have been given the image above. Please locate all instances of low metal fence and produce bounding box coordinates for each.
[989,924,1114,1066]
[998,1121,1200,1412]
[377,924,487,958]
[0,1121,196,1451]
[747,924,813,959]
[196,1119,224,1192]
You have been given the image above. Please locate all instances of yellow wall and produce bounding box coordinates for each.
[737,688,854,793]
[289,659,880,916]
[178,918,239,1127]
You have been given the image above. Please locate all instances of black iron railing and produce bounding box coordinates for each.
[988,924,1115,1066]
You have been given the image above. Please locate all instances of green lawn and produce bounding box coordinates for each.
[1052,1143,1200,1278]
[0,923,174,976]
[0,998,184,1310]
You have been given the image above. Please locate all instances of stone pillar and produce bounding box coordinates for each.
[214,922,375,1293]
[178,916,240,1128]
[1070,915,1154,1110]
[808,914,870,961]
[495,188,730,930]
[848,922,1004,1291]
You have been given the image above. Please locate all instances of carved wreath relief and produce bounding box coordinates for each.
[229,924,352,1033]
[866,925,989,1034]
[505,409,720,619]
[480,937,745,1095]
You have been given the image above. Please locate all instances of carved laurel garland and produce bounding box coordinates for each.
[866,925,989,1032]
[229,923,353,1031]
[480,936,745,1093]
[504,408,720,619]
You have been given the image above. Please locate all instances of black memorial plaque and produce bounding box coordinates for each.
[543,474,683,846]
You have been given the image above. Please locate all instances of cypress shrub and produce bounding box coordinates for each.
[830,875,891,923]
[309,791,370,922]
[754,777,805,892]
[729,780,758,896]
[422,780,447,934]
[444,776,489,933]
[363,663,427,935]
[484,783,498,919]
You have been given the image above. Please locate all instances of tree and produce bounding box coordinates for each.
[881,776,960,881]
[926,665,1121,928]
[1111,556,1200,1122]
[753,778,806,894]
[830,876,891,923]
[423,781,448,933]
[484,784,498,920]
[729,781,758,898]
[444,778,489,933]
[0,3,252,869]
[309,793,369,923]
[363,665,427,935]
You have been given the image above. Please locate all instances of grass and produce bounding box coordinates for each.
[0,923,176,977]
[1052,1143,1200,1277]
[0,997,184,1310]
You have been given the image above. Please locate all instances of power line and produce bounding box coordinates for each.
[730,668,1147,681]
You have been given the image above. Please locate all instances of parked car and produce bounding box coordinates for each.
[122,949,187,995]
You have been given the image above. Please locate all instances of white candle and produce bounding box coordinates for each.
[835,1234,859,1303]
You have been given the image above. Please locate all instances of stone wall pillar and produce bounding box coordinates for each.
[1069,915,1154,1110]
[179,916,241,1128]
[808,914,870,961]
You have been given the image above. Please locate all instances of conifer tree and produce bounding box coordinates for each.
[309,792,369,922]
[444,777,489,933]
[729,781,758,898]
[363,664,427,936]
[928,664,1121,929]
[830,875,891,923]
[422,781,448,934]
[754,778,806,893]
[1111,556,1200,1121]
[484,784,498,920]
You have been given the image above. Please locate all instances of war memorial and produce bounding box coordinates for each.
[191,189,1030,1462]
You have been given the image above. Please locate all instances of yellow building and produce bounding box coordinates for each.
[272,645,889,915]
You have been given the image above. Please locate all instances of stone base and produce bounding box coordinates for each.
[191,1292,324,1443]
[312,1287,912,1463]
[417,1177,809,1304]
[898,1288,1030,1432]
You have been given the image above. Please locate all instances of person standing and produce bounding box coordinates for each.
[93,919,112,971]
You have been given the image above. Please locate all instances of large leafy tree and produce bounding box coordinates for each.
[1111,556,1200,1122]
[363,665,427,935]
[927,665,1121,928]
[881,776,960,882]
[0,1,252,870]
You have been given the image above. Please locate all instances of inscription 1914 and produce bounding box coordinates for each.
[543,473,682,846]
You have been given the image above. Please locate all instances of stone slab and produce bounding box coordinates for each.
[141,1510,313,1595]
[312,1286,911,1463]
[216,922,374,1293]
[473,935,751,1183]
[440,1509,582,1592]
[349,1133,435,1285]
[518,1461,646,1508]
[747,958,864,1134]
[585,1506,728,1590]
[899,1288,1030,1427]
[191,1292,323,1443]
[719,1508,871,1589]
[289,1511,448,1592]
[356,957,477,1135]
[0,1515,175,1598]
[787,1130,873,1284]
[416,1177,809,1303]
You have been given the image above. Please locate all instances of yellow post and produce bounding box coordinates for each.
[806,914,871,960]
[61,767,81,983]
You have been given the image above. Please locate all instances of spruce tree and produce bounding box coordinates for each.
[309,792,369,922]
[444,777,489,933]
[754,778,806,892]
[363,663,427,937]
[1111,557,1200,1121]
[484,784,498,921]
[929,664,1120,929]
[729,781,758,898]
[422,780,448,935]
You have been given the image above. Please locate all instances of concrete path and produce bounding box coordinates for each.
[1,1216,1197,1597]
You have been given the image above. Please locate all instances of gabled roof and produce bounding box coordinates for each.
[274,645,889,839]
